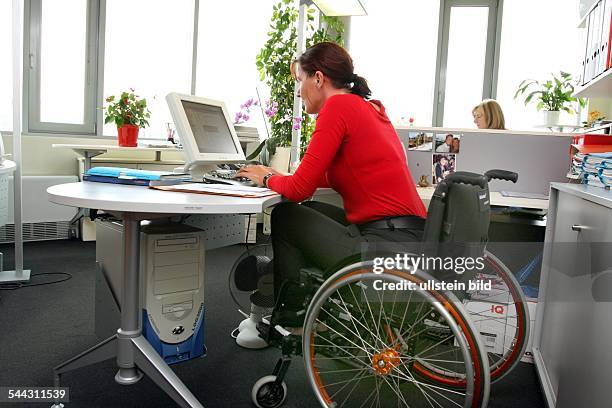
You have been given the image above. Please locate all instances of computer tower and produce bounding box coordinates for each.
[95,219,206,364]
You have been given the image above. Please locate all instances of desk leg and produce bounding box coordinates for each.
[117,214,203,408]
[115,215,143,384]
[54,215,204,408]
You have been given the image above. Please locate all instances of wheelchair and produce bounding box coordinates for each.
[251,169,530,408]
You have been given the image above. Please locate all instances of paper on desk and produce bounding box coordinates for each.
[151,183,279,198]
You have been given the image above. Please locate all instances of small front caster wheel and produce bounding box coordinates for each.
[252,375,287,408]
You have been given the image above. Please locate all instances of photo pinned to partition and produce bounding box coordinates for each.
[434,133,461,153]
[407,131,433,151]
[432,154,456,184]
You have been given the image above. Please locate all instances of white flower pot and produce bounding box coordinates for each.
[269,146,291,173]
[542,111,561,127]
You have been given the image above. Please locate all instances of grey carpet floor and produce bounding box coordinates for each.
[0,240,546,407]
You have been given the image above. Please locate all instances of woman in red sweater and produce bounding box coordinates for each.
[238,42,426,324]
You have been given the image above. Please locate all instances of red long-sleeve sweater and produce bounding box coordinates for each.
[267,93,427,224]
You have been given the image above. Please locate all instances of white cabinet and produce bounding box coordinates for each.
[533,183,612,408]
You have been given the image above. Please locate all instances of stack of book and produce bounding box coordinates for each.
[83,167,191,186]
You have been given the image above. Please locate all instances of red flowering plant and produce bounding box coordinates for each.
[104,89,151,128]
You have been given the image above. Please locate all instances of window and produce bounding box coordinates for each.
[348,1,441,126]
[496,0,582,129]
[195,1,275,119]
[26,0,98,133]
[103,0,195,139]
[434,0,499,127]
[0,1,13,132]
[442,7,490,127]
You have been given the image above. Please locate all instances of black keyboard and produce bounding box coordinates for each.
[203,168,256,187]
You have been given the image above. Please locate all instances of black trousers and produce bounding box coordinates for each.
[270,201,425,311]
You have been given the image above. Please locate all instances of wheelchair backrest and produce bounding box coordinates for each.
[422,171,491,266]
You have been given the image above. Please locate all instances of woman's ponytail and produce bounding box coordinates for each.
[350,74,372,99]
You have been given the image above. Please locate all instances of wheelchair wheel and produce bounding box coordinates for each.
[404,251,530,385]
[468,250,530,383]
[302,261,490,408]
[251,375,287,408]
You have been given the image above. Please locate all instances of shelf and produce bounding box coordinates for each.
[583,122,612,133]
[574,68,612,98]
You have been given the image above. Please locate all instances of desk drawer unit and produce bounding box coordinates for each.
[534,184,612,408]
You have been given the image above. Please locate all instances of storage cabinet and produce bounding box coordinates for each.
[533,183,612,407]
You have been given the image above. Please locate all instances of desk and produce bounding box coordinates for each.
[47,182,283,408]
[52,143,182,170]
[533,183,612,408]
[415,186,549,210]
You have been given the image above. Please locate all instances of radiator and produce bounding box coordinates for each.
[0,176,79,243]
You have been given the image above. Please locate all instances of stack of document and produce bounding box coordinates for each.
[234,125,261,144]
[151,183,278,198]
[570,152,586,176]
[83,167,191,186]
[580,152,612,188]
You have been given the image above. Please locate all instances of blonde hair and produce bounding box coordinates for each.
[473,99,506,130]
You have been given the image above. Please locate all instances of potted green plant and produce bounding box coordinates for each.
[514,71,585,127]
[255,0,344,168]
[104,89,151,147]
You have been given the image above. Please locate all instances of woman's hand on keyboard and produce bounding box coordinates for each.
[236,165,279,186]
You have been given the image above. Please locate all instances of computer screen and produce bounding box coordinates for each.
[166,93,245,165]
[182,101,239,155]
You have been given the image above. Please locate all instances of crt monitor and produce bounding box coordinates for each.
[166,93,245,165]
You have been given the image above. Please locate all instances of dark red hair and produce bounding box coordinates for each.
[293,42,371,99]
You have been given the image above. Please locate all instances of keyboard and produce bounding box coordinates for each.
[203,168,256,187]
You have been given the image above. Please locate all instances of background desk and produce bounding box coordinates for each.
[52,143,183,171]
[415,186,549,210]
[47,182,283,408]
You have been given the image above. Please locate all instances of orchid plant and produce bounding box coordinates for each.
[256,0,344,159]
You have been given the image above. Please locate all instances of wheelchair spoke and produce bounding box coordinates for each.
[358,385,380,408]
[313,331,372,364]
[360,283,385,350]
[316,367,367,375]
[412,334,455,359]
[371,375,381,408]
[333,292,380,353]
[333,291,390,351]
[338,374,370,408]
[329,368,370,401]
[315,313,375,358]
[379,375,412,408]
[405,357,465,364]
[389,372,464,408]
[319,370,371,390]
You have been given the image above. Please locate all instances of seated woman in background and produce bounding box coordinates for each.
[472,99,506,129]
[237,42,426,325]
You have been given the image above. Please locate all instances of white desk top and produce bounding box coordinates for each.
[0,160,16,175]
[52,143,181,153]
[415,187,548,209]
[48,181,548,217]
[47,182,282,214]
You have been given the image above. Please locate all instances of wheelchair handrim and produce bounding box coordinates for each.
[303,266,489,408]
[482,251,529,382]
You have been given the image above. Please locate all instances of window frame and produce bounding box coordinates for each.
[432,0,503,126]
[24,0,100,135]
[23,0,201,138]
